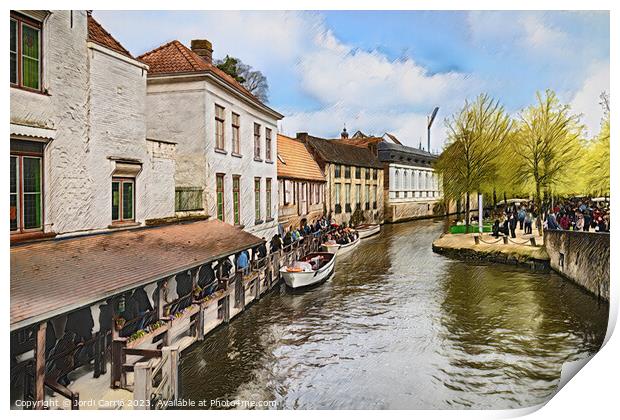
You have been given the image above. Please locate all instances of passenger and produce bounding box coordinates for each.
[236,250,250,276]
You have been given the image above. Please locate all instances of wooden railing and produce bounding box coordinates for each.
[133,346,179,410]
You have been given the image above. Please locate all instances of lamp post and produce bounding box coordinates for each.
[427,106,439,153]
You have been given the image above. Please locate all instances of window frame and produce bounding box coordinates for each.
[216,173,225,222]
[266,178,272,219]
[265,128,272,162]
[10,148,44,233]
[253,123,262,160]
[112,177,135,223]
[10,12,43,93]
[232,175,241,225]
[232,112,241,155]
[254,177,262,222]
[215,104,226,151]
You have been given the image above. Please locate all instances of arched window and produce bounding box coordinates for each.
[394,169,400,190]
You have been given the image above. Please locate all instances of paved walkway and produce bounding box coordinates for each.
[433,228,548,261]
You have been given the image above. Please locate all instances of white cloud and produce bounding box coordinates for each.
[570,63,610,138]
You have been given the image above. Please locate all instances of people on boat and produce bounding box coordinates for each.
[236,250,250,276]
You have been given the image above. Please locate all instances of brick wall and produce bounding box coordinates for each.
[544,230,610,301]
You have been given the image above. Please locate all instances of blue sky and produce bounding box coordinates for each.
[94,10,609,150]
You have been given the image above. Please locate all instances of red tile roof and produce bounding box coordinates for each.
[277,134,325,182]
[10,219,263,329]
[138,40,279,116]
[87,14,133,59]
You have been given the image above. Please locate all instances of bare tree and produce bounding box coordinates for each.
[215,55,269,103]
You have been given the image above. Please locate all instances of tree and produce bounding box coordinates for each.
[435,94,514,232]
[581,91,610,195]
[215,55,269,102]
[512,90,583,211]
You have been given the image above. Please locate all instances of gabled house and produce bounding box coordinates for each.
[140,39,284,240]
[276,134,326,231]
[297,133,384,226]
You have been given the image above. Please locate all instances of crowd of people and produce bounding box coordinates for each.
[544,197,610,233]
[490,196,610,238]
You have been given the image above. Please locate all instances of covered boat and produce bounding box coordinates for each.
[322,236,360,255]
[355,224,381,239]
[280,252,336,289]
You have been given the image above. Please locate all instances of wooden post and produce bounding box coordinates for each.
[110,338,127,388]
[196,306,205,341]
[163,346,180,401]
[34,322,46,408]
[133,360,152,410]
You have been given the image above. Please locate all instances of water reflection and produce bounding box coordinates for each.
[179,219,607,409]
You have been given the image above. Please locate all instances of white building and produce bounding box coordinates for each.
[378,141,442,222]
[140,39,284,240]
[10,10,176,243]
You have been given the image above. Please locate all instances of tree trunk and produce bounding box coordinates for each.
[465,191,471,233]
[493,188,497,216]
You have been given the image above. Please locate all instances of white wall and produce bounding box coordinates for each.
[11,11,91,235]
[88,44,175,228]
[10,11,176,237]
[146,77,280,240]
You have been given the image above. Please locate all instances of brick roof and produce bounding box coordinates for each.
[87,14,133,59]
[302,135,384,169]
[277,134,325,182]
[138,40,278,115]
[10,219,263,330]
[338,137,384,148]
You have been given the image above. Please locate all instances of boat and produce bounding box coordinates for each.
[322,235,360,255]
[355,224,381,239]
[280,252,336,289]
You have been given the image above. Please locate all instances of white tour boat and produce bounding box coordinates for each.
[322,235,360,255]
[355,224,381,239]
[280,252,336,289]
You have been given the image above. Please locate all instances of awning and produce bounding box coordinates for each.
[10,123,56,142]
[10,219,263,330]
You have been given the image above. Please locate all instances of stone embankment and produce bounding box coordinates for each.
[432,232,550,271]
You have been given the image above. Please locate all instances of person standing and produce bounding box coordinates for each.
[509,213,517,238]
[518,207,526,230]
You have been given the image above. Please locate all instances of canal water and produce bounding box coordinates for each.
[179,219,608,409]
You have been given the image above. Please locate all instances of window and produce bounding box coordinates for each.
[10,141,43,232]
[233,175,240,225]
[365,185,370,210]
[355,185,361,209]
[334,165,341,178]
[345,183,351,213]
[254,177,261,221]
[355,167,361,179]
[11,14,42,90]
[265,128,272,162]
[334,183,341,214]
[216,174,225,221]
[175,187,203,211]
[112,178,134,222]
[345,166,351,179]
[365,168,370,180]
[266,178,272,219]
[232,113,240,155]
[373,185,378,209]
[283,180,292,205]
[373,169,377,180]
[215,105,225,151]
[254,123,261,160]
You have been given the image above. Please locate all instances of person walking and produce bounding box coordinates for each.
[524,212,532,234]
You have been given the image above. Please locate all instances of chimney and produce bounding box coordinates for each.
[191,39,213,64]
[296,132,309,142]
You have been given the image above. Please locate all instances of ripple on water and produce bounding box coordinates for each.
[179,220,608,409]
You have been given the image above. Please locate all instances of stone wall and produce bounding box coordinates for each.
[544,230,610,301]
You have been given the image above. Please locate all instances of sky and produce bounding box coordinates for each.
[93,10,610,151]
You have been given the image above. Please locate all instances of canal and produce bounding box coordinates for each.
[179,219,608,409]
